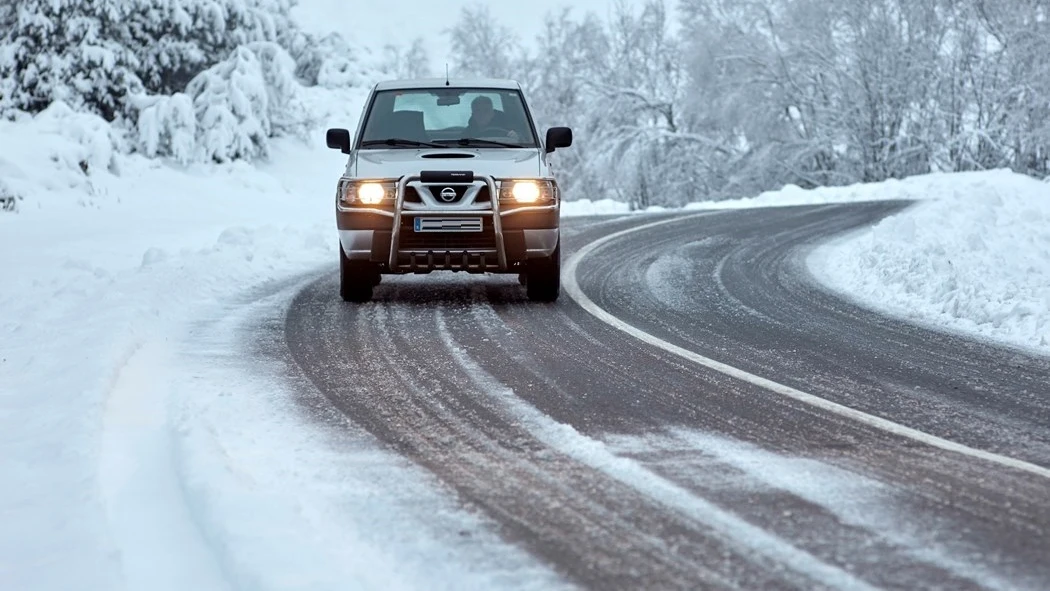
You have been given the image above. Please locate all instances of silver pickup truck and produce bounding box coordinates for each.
[325,78,573,303]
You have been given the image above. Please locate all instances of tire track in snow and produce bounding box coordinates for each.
[603,430,1017,591]
[178,278,567,591]
[284,274,854,589]
[99,341,231,591]
[432,309,876,591]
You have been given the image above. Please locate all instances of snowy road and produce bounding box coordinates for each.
[277,204,1050,590]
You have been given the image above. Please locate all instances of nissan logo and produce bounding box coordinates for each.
[439,187,457,202]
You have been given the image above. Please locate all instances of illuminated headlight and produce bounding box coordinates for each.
[511,181,541,203]
[500,180,556,204]
[357,182,385,204]
[338,179,394,207]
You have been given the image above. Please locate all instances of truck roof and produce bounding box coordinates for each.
[373,78,523,91]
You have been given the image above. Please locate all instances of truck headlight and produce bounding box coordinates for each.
[499,180,556,204]
[357,182,385,204]
[338,179,395,207]
[511,181,541,203]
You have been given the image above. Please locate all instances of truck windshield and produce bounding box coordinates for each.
[358,88,539,149]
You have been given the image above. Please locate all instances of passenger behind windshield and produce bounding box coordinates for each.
[359,88,537,148]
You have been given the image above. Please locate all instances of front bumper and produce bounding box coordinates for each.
[337,174,559,273]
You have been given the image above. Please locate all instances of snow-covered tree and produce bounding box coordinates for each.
[133,92,196,162]
[956,0,1050,175]
[124,0,299,95]
[447,4,523,78]
[587,0,693,208]
[380,37,431,79]
[244,40,303,136]
[285,30,384,89]
[186,46,270,162]
[0,0,15,39]
[0,0,142,120]
[0,0,303,121]
[518,9,609,200]
[182,42,300,162]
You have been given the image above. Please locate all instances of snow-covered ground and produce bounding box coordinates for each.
[3,86,1048,588]
[0,94,567,590]
[805,170,1050,355]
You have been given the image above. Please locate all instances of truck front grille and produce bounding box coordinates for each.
[398,230,496,251]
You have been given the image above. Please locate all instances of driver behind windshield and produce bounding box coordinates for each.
[466,96,520,141]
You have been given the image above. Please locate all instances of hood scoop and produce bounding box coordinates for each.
[420,152,476,159]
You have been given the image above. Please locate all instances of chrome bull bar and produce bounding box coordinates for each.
[389,173,507,272]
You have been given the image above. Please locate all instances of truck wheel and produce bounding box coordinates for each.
[525,243,560,302]
[340,247,377,303]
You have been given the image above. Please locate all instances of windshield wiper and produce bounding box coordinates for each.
[361,138,444,148]
[438,138,524,148]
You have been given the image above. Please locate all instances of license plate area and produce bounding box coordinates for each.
[413,217,483,232]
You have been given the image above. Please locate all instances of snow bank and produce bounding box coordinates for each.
[561,197,634,217]
[685,172,959,210]
[808,170,1050,355]
[0,102,123,211]
[560,170,1050,355]
[561,172,960,217]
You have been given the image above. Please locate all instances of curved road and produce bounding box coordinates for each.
[275,202,1050,590]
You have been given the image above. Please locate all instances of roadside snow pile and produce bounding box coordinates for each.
[561,198,634,217]
[0,102,124,210]
[561,171,966,216]
[809,170,1050,355]
[561,171,960,216]
[0,125,334,589]
[686,172,956,210]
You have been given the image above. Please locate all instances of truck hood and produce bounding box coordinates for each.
[353,148,543,179]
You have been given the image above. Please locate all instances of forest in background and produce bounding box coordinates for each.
[450,0,1050,206]
[2,0,1048,206]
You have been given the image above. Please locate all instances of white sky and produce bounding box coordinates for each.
[293,1,640,73]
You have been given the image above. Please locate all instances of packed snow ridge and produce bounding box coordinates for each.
[808,170,1050,355]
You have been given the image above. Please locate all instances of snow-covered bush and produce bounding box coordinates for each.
[131,41,303,163]
[185,47,270,163]
[133,93,196,163]
[0,101,124,212]
[183,42,302,163]
[33,101,125,175]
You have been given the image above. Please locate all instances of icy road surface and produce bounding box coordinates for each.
[279,207,1050,590]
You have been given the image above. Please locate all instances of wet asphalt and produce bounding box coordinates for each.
[273,203,1050,590]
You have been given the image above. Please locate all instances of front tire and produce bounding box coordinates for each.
[340,247,377,303]
[525,243,560,302]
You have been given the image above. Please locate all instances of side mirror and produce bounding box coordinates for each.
[326,128,352,154]
[545,127,573,153]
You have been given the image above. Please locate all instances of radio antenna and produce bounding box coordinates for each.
[445,63,450,86]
